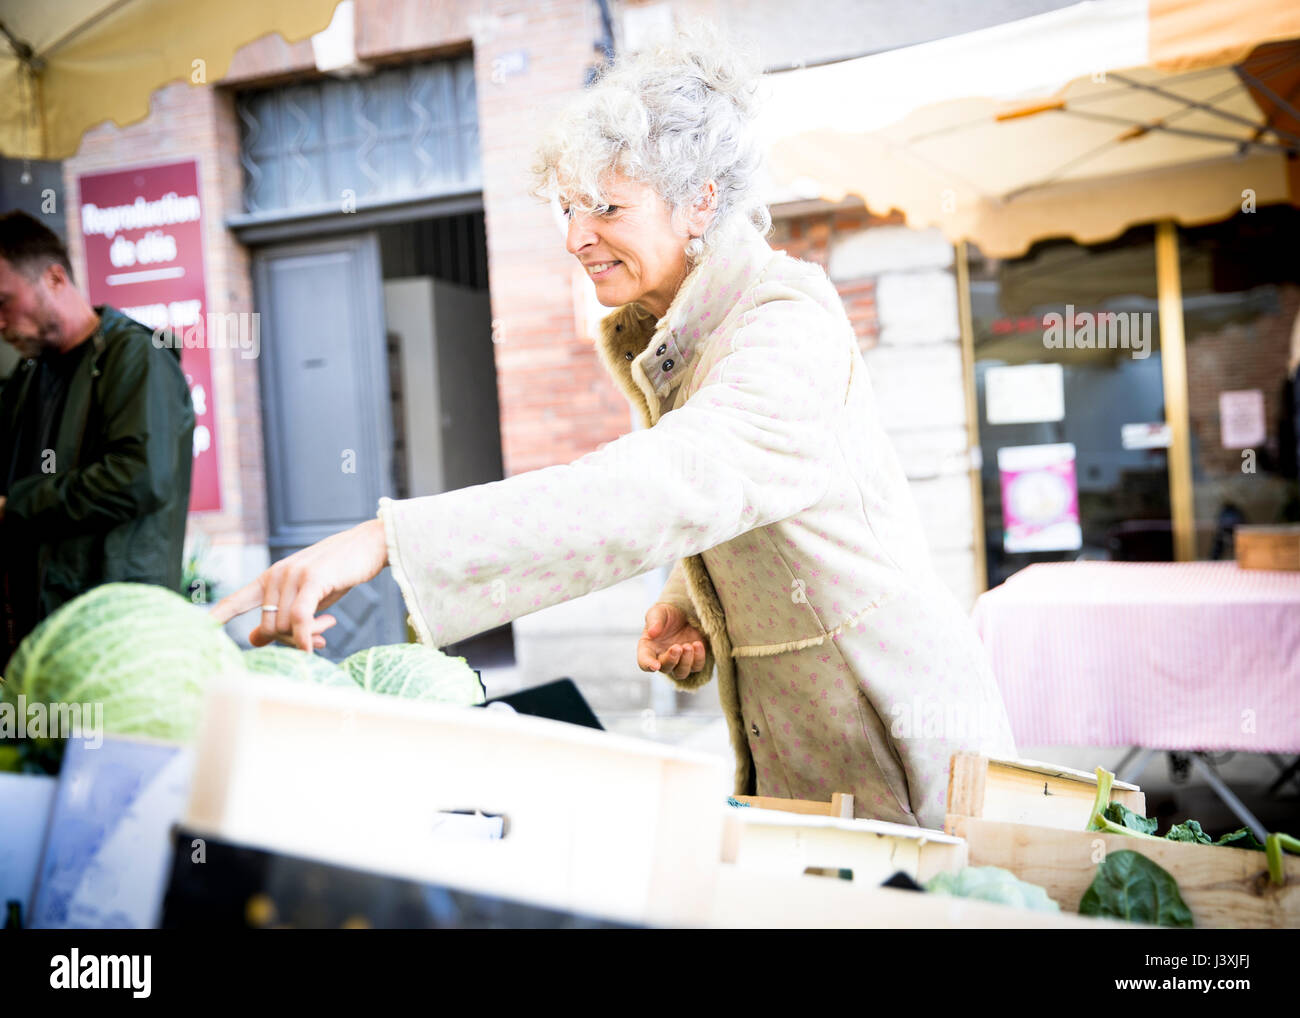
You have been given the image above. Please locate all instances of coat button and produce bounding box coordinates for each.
[751,722,760,738]
[656,343,667,356]
[662,358,674,371]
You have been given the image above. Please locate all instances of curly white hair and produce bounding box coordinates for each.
[530,20,772,260]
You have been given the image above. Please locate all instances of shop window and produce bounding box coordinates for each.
[968,226,1172,586]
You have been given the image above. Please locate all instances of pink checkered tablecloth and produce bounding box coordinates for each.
[970,561,1300,752]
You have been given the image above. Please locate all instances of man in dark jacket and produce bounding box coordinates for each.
[0,210,194,669]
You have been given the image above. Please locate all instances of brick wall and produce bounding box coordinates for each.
[63,82,267,586]
[1186,285,1299,477]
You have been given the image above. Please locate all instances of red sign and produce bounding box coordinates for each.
[77,160,222,512]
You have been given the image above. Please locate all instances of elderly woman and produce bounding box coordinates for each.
[214,30,1016,830]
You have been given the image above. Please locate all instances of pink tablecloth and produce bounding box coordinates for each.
[970,561,1300,752]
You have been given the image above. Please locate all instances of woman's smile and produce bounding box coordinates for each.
[586,260,621,279]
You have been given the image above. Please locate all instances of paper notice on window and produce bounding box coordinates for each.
[997,442,1082,553]
[985,363,1065,424]
[1121,422,1172,450]
[1219,390,1266,449]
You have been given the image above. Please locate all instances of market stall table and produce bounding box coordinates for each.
[970,561,1300,840]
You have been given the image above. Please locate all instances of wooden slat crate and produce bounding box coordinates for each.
[717,783,1138,926]
[721,806,967,886]
[731,792,855,818]
[185,672,728,928]
[945,754,1145,833]
[1236,524,1300,571]
[945,753,1300,928]
[709,866,1141,928]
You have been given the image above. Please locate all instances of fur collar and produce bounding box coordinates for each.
[595,219,777,427]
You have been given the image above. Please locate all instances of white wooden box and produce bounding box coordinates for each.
[184,672,728,926]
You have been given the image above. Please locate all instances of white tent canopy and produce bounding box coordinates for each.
[756,0,1300,256]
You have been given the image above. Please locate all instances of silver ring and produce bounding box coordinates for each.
[261,605,278,612]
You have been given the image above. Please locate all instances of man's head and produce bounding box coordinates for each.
[0,210,82,359]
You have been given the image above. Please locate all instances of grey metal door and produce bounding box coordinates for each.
[252,233,406,658]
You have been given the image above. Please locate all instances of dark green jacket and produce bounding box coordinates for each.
[0,305,194,623]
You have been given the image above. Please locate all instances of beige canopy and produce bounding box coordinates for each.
[758,0,1300,257]
[0,0,345,160]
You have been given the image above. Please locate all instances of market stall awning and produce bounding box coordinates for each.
[758,0,1300,257]
[0,0,346,160]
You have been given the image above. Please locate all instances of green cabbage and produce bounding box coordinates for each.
[924,866,1061,912]
[340,643,485,705]
[243,645,355,688]
[1,582,244,751]
[0,584,486,777]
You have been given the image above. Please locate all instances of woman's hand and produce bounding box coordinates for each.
[637,603,709,680]
[210,518,390,652]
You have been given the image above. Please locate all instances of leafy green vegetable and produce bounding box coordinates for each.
[1104,801,1159,836]
[246,642,485,708]
[1,583,244,769]
[340,644,485,705]
[1214,827,1266,851]
[1166,819,1213,845]
[1086,768,1161,841]
[1079,850,1194,927]
[243,645,355,688]
[924,866,1061,912]
[1087,765,1300,888]
[1267,833,1300,886]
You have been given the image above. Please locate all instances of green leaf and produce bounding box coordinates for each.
[1213,827,1265,851]
[243,645,355,688]
[340,644,485,705]
[1166,819,1213,845]
[1079,850,1194,927]
[1105,801,1159,836]
[1086,767,1162,841]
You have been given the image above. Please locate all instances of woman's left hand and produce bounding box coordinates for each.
[638,603,709,680]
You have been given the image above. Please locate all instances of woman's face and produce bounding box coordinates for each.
[562,171,696,320]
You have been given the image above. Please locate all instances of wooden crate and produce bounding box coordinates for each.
[185,672,728,927]
[949,816,1300,928]
[721,806,966,886]
[945,754,1145,833]
[946,753,1300,928]
[731,792,855,818]
[708,865,1141,928]
[1236,525,1300,571]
